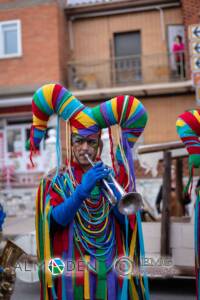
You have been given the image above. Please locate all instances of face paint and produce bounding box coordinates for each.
[71,133,100,167]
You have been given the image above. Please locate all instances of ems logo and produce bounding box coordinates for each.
[48,258,65,276]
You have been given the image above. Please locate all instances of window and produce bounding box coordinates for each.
[3,123,57,172]
[114,31,142,84]
[7,128,22,153]
[0,20,22,58]
[6,126,30,159]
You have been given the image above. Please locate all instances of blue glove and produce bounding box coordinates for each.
[0,205,6,232]
[51,162,111,226]
[81,162,111,196]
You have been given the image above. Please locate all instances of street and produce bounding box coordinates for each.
[11,278,196,299]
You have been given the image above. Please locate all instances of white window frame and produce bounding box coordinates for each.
[4,124,44,173]
[0,20,22,59]
[3,123,58,173]
[5,124,46,153]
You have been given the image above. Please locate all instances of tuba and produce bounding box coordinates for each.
[0,240,26,300]
[85,154,143,215]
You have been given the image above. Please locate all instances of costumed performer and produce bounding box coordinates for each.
[27,83,150,300]
[176,109,200,300]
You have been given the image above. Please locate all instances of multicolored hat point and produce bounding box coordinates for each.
[176,109,200,168]
[69,106,100,136]
[27,83,85,150]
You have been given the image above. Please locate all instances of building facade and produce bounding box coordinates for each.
[0,0,69,215]
[0,0,200,214]
[64,0,199,146]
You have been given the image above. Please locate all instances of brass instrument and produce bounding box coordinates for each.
[85,154,143,215]
[0,240,26,300]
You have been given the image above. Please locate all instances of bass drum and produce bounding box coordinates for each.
[14,233,39,283]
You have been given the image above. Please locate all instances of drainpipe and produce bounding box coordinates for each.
[156,6,166,41]
[68,19,74,51]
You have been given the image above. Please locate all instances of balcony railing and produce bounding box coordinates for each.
[67,52,187,90]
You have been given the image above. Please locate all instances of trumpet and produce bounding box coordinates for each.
[0,240,26,300]
[84,154,143,215]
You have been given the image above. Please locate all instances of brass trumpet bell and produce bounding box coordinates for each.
[84,154,143,215]
[118,192,143,215]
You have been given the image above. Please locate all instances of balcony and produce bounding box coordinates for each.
[67,52,189,97]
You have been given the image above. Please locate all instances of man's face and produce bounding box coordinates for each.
[71,133,100,167]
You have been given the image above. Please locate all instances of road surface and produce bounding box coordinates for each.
[11,277,196,299]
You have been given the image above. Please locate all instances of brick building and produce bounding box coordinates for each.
[0,0,68,183]
[0,0,199,212]
[0,0,69,215]
[64,0,199,145]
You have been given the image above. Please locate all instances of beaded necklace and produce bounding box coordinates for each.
[74,186,116,272]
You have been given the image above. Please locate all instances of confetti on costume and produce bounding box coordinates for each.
[176,110,200,300]
[28,83,150,300]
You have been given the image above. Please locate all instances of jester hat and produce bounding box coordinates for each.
[176,109,200,169]
[28,83,148,181]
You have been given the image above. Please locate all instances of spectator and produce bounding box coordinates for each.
[155,166,186,217]
[172,35,185,78]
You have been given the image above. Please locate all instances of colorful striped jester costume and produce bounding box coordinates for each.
[28,83,150,300]
[176,110,200,300]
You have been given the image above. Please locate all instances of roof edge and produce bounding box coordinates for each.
[65,0,181,16]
